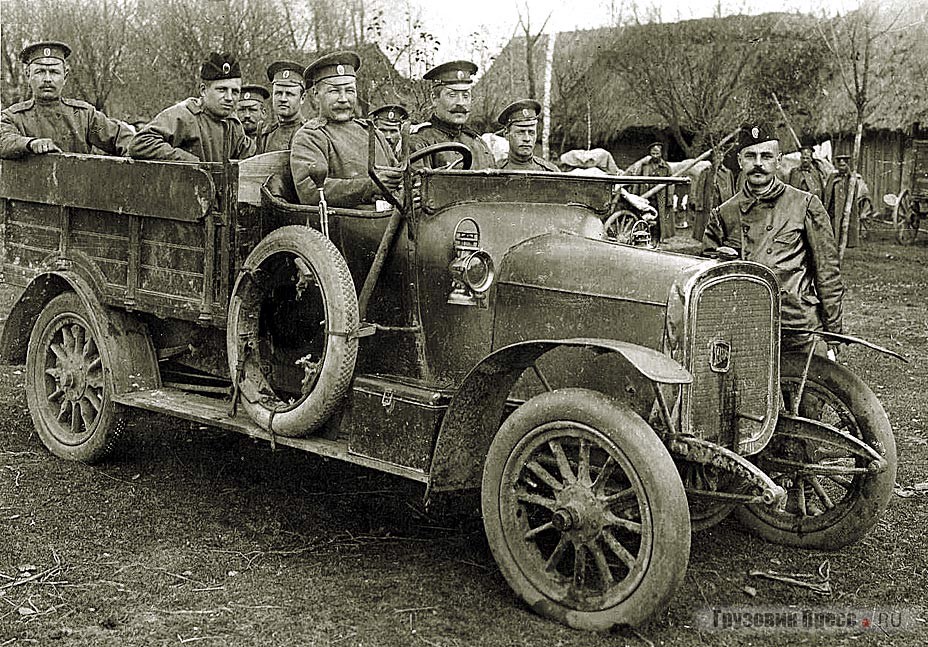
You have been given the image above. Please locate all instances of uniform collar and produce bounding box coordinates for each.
[430,114,476,137]
[736,177,786,213]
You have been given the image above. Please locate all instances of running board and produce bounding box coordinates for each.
[113,388,429,483]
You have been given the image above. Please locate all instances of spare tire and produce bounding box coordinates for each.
[227,225,359,436]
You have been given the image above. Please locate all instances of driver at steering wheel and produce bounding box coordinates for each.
[409,60,496,170]
[290,50,402,208]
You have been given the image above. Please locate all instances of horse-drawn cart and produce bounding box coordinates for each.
[890,124,928,245]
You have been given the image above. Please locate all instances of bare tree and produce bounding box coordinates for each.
[515,2,551,99]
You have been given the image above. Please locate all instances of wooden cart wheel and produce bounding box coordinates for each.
[893,189,917,245]
[603,210,640,243]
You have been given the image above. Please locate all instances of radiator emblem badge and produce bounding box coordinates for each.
[708,339,732,373]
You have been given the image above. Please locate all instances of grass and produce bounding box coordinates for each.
[1,230,926,646]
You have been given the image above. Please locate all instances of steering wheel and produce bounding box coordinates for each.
[407,142,473,170]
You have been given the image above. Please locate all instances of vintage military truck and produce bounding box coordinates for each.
[0,145,900,630]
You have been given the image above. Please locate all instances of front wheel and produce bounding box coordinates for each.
[735,354,896,549]
[482,388,690,630]
[25,293,126,462]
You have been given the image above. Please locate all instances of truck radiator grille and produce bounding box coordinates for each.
[686,276,777,454]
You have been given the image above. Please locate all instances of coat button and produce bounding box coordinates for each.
[766,248,773,254]
[766,225,773,230]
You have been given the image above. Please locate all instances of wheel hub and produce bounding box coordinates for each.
[58,356,88,402]
[552,483,607,543]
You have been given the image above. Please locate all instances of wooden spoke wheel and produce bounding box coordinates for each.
[736,354,896,549]
[482,388,689,630]
[25,293,125,462]
[893,189,918,245]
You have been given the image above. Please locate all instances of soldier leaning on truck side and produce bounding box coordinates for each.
[0,41,132,159]
[289,51,402,208]
[702,123,844,355]
[128,52,256,163]
[497,99,559,172]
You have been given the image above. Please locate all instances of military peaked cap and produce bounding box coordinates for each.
[201,52,241,81]
[267,61,306,87]
[497,99,542,127]
[647,141,664,151]
[739,122,778,150]
[304,51,361,86]
[20,41,71,65]
[424,60,478,86]
[370,104,409,125]
[239,84,270,103]
[835,153,851,161]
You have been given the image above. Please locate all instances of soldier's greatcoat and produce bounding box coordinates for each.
[0,97,132,159]
[787,164,826,203]
[290,117,398,207]
[704,180,844,336]
[257,117,305,154]
[409,116,496,169]
[500,155,559,171]
[128,98,255,162]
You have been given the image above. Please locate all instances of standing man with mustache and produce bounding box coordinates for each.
[128,52,255,162]
[258,61,306,154]
[703,123,844,355]
[290,51,402,208]
[0,41,132,159]
[409,60,496,169]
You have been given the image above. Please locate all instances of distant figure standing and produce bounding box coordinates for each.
[497,99,558,171]
[690,147,734,240]
[0,41,132,159]
[787,136,826,203]
[823,154,862,249]
[636,142,674,237]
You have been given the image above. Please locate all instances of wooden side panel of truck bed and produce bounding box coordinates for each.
[0,154,234,324]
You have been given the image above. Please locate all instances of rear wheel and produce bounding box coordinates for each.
[25,293,126,462]
[482,388,690,630]
[735,354,896,549]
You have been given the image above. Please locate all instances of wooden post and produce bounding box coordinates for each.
[541,32,556,160]
[839,122,863,263]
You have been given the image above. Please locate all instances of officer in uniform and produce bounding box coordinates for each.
[0,41,132,159]
[703,123,844,354]
[290,51,401,207]
[128,52,255,162]
[409,60,495,169]
[258,61,306,154]
[369,104,408,156]
[497,99,558,171]
[237,84,270,139]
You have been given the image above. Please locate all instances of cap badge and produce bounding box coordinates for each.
[222,62,231,74]
[283,70,290,78]
[522,108,531,118]
[388,111,395,119]
[336,64,345,75]
[43,47,51,56]
[244,92,251,99]
[456,70,465,80]
[751,126,759,139]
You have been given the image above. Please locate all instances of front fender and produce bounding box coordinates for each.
[783,327,907,362]
[427,338,691,494]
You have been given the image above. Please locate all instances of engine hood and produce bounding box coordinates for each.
[493,232,715,351]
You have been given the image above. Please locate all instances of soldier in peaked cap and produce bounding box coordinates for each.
[408,60,496,169]
[497,99,557,171]
[237,84,270,138]
[128,52,255,162]
[290,51,402,208]
[0,41,133,159]
[370,104,408,156]
[258,61,307,154]
[787,135,827,202]
[703,122,844,355]
[823,152,867,249]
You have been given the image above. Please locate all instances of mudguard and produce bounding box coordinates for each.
[427,337,691,493]
[782,327,907,362]
[1,269,159,394]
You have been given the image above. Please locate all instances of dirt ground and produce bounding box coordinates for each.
[1,227,926,647]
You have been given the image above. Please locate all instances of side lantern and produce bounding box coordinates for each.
[448,217,495,307]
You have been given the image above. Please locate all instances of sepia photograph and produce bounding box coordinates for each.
[0,0,925,644]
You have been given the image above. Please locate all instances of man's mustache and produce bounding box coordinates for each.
[450,107,469,114]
